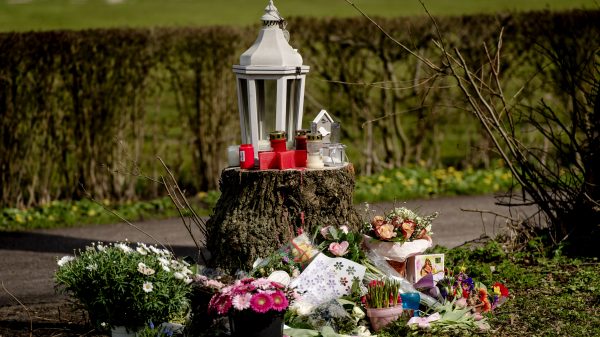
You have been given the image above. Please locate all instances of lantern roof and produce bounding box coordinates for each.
[236,0,306,70]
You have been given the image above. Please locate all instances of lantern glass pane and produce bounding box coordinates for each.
[255,79,277,141]
[239,79,251,144]
[286,78,301,138]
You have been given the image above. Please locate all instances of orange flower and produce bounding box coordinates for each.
[375,223,397,240]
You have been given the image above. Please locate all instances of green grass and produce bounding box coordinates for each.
[0,0,597,32]
[0,193,219,232]
[1,167,512,231]
[354,165,514,203]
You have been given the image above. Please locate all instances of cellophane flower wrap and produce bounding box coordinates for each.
[55,242,193,330]
[208,277,298,316]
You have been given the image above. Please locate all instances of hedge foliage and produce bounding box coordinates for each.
[1,10,598,207]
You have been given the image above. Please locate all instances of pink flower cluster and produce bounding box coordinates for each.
[208,277,296,315]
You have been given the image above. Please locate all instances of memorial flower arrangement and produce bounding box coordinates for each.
[208,277,298,316]
[366,207,437,243]
[55,241,193,331]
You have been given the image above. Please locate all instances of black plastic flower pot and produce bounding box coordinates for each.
[229,310,283,337]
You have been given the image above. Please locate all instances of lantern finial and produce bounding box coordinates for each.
[261,0,283,25]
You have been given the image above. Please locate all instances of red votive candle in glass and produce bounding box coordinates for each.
[269,131,287,153]
[295,129,308,151]
[239,144,254,169]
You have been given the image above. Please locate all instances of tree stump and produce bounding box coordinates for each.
[206,164,361,272]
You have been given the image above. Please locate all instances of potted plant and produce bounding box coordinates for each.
[208,277,298,337]
[55,242,193,336]
[363,278,402,331]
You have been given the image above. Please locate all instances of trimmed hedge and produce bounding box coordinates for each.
[0,10,598,207]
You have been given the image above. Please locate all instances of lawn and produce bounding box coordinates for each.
[0,0,597,32]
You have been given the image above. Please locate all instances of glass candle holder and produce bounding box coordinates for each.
[306,132,324,169]
[324,143,346,167]
[228,145,240,167]
[269,131,287,153]
[294,129,309,151]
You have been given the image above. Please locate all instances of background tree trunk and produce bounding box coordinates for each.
[206,165,361,272]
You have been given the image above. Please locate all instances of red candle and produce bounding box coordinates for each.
[239,144,254,169]
[295,129,309,150]
[269,131,287,153]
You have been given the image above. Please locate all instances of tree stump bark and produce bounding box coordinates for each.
[206,164,361,272]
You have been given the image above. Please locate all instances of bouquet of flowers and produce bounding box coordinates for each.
[208,277,298,316]
[316,224,365,263]
[55,242,193,331]
[366,207,437,243]
[435,270,509,313]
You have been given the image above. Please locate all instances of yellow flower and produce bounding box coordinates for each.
[87,209,97,217]
[15,214,25,224]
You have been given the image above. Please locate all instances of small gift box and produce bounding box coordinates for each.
[406,253,444,284]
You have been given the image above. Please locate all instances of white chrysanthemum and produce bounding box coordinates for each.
[142,282,153,293]
[183,276,193,284]
[157,257,169,266]
[161,264,171,273]
[173,272,184,280]
[86,263,98,271]
[96,244,106,252]
[232,293,252,310]
[182,267,192,275]
[136,246,148,255]
[57,256,75,267]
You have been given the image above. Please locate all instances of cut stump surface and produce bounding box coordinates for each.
[206,164,361,272]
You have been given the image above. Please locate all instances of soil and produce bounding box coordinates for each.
[0,194,536,337]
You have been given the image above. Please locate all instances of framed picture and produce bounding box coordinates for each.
[406,254,445,283]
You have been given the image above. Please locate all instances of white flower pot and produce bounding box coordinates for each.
[111,326,137,337]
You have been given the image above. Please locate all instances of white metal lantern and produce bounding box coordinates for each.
[233,0,310,160]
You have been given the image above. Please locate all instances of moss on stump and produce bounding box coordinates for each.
[206,164,361,272]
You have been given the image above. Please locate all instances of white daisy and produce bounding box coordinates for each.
[142,282,153,293]
[137,262,155,276]
[57,256,75,267]
[116,243,132,253]
[173,272,184,280]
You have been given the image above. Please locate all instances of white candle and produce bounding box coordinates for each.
[306,153,324,169]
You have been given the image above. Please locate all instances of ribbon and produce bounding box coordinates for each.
[407,312,441,328]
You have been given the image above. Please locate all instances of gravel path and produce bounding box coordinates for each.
[0,194,534,307]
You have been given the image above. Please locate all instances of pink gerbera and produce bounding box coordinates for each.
[232,293,253,311]
[209,294,232,315]
[250,293,273,313]
[270,290,289,311]
[252,278,273,290]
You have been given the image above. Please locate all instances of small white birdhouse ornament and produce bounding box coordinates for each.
[312,109,335,143]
